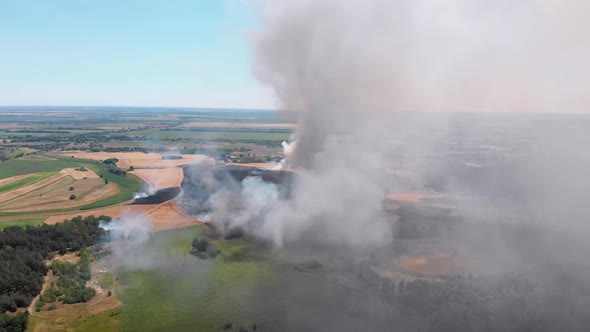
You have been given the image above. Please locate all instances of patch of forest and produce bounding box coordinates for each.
[35,248,96,312]
[0,215,109,314]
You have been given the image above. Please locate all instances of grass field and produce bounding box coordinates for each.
[0,155,96,178]
[117,226,273,332]
[17,155,56,161]
[29,225,274,331]
[0,217,44,229]
[0,172,54,194]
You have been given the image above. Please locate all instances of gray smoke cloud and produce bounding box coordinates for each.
[254,0,590,116]
[240,0,590,249]
[172,1,590,330]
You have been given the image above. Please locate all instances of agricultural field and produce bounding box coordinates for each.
[28,225,274,332]
[129,129,290,142]
[0,107,294,163]
[117,226,273,332]
[0,154,142,226]
[0,217,44,229]
[0,107,293,331]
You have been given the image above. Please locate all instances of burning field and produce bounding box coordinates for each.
[397,253,456,276]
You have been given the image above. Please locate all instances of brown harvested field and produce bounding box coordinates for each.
[0,168,95,203]
[131,167,184,190]
[44,201,197,232]
[60,151,214,169]
[179,121,295,129]
[145,200,198,231]
[387,193,443,203]
[0,178,119,213]
[60,151,115,162]
[0,173,32,187]
[61,167,100,179]
[226,162,279,169]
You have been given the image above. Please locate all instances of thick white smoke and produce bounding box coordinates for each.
[132,192,149,199]
[228,0,590,247]
[99,215,154,269]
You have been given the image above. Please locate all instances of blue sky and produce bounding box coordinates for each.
[0,0,274,108]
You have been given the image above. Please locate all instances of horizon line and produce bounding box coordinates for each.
[0,105,279,112]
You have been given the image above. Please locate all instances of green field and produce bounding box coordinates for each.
[24,225,276,331]
[17,155,56,161]
[117,226,273,332]
[0,171,55,194]
[0,218,44,229]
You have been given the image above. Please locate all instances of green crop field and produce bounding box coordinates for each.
[0,218,44,229]
[116,226,273,332]
[0,172,55,194]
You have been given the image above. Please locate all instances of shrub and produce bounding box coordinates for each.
[69,186,74,191]
[161,155,182,160]
[225,227,245,240]
[69,194,76,200]
[192,237,209,253]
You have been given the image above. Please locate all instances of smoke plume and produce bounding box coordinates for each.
[100,214,154,269]
[239,0,590,249]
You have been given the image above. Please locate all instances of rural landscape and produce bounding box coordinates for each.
[0,108,293,331]
[2,107,590,332]
[3,0,590,331]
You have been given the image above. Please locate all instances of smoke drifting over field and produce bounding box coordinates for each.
[246,0,590,236]
[222,0,590,331]
[100,215,154,269]
[175,1,590,330]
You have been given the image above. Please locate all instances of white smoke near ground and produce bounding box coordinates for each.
[99,214,154,269]
[132,192,149,199]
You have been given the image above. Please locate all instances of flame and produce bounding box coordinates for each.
[399,253,453,275]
